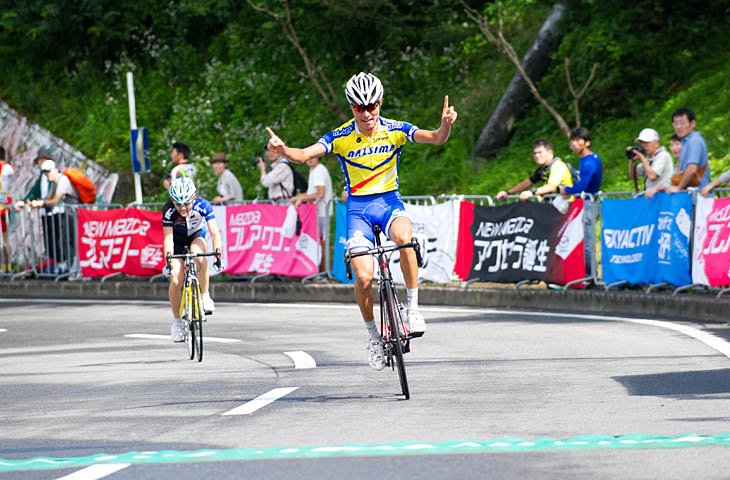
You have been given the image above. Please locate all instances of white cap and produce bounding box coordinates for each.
[40,159,56,172]
[635,128,659,143]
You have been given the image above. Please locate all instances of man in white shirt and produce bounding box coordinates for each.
[627,128,674,192]
[211,152,243,205]
[164,142,197,190]
[258,145,293,204]
[290,157,333,271]
[27,160,80,273]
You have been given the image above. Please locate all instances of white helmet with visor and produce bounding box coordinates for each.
[345,72,383,106]
[169,177,196,205]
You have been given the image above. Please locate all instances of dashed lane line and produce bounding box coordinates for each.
[284,351,317,369]
[124,334,241,343]
[54,463,131,479]
[222,387,299,416]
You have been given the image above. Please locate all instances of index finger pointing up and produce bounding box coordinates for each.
[266,126,277,139]
[443,95,449,110]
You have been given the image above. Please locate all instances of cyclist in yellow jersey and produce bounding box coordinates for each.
[267,72,457,370]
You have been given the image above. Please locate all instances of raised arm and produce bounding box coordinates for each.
[266,127,326,164]
[413,95,458,145]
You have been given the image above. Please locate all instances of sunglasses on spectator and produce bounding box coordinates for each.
[350,101,381,113]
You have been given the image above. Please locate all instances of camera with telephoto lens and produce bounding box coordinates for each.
[255,144,269,164]
[626,145,645,159]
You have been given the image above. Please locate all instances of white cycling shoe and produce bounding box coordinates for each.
[367,339,386,371]
[406,311,426,337]
[170,319,184,343]
[202,292,215,315]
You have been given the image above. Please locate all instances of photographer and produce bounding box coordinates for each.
[257,144,293,204]
[627,128,673,193]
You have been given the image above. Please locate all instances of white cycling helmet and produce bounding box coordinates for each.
[169,177,196,204]
[345,72,383,105]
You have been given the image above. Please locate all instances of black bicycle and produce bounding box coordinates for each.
[166,249,220,362]
[345,224,423,400]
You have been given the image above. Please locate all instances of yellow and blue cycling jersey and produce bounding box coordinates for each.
[317,117,419,196]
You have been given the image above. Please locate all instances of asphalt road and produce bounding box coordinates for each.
[1,299,730,479]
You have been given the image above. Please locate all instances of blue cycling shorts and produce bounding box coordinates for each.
[346,191,411,251]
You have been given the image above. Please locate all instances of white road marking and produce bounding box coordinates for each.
[0,328,6,333]
[420,307,730,361]
[125,334,241,343]
[55,463,131,480]
[284,351,317,369]
[222,387,299,416]
[4,298,729,361]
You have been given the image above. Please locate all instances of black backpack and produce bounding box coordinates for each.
[280,161,308,198]
[547,157,580,186]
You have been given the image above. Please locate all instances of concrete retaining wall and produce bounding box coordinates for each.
[1,280,726,323]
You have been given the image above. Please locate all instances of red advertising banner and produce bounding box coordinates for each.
[545,197,585,288]
[78,207,165,277]
[453,201,475,281]
[225,203,319,277]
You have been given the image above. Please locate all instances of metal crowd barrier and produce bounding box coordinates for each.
[1,203,81,282]
[438,194,494,206]
[4,188,730,299]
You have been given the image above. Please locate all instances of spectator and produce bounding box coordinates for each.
[27,159,80,274]
[14,147,53,210]
[13,148,56,272]
[495,139,574,202]
[560,126,603,279]
[258,144,293,204]
[289,156,333,271]
[164,142,196,190]
[627,128,673,192]
[667,107,710,193]
[211,152,243,205]
[0,146,14,270]
[669,134,681,160]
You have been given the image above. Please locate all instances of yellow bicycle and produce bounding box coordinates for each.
[167,249,220,362]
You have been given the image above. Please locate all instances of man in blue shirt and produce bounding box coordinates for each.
[667,107,710,192]
[559,126,602,281]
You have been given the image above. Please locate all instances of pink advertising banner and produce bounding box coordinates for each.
[225,203,319,277]
[692,195,730,286]
[78,207,165,277]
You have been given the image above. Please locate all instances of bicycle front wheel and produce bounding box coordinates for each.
[192,280,204,362]
[383,282,409,399]
[183,286,195,360]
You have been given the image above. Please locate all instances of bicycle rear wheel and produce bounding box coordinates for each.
[383,282,409,399]
[192,280,204,362]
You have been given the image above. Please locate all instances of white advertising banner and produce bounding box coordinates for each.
[386,200,459,285]
[692,195,730,286]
